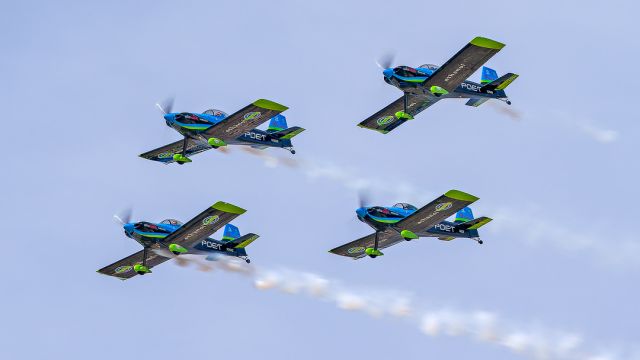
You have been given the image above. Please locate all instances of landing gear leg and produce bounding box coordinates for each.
[365,231,384,258]
[394,93,413,120]
[173,137,192,164]
[134,247,152,275]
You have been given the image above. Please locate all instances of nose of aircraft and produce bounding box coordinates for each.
[123,223,134,234]
[383,68,394,79]
[356,207,367,221]
[163,113,175,122]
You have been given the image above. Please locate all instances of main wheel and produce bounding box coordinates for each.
[172,251,181,255]
[245,259,251,264]
[137,271,146,275]
[403,238,412,242]
[290,149,296,154]
[368,255,377,258]
[478,240,484,245]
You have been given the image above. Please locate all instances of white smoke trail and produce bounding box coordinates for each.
[239,151,640,269]
[172,255,622,360]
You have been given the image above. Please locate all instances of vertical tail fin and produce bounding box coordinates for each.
[481,67,499,84]
[267,114,288,132]
[222,224,241,242]
[454,207,474,223]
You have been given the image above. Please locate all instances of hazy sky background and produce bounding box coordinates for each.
[2,0,639,359]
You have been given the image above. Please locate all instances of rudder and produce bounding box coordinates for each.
[222,224,241,241]
[454,207,474,223]
[267,114,288,132]
[481,67,499,84]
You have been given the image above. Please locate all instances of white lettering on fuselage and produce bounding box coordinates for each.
[434,223,455,232]
[201,239,222,250]
[244,132,266,141]
[461,82,482,92]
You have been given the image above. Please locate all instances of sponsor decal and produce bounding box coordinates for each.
[461,82,482,92]
[203,215,220,226]
[244,131,267,141]
[158,152,173,159]
[444,63,466,82]
[435,202,452,212]
[347,246,365,254]
[201,239,222,250]
[434,223,454,232]
[115,265,132,274]
[376,116,395,126]
[243,112,262,121]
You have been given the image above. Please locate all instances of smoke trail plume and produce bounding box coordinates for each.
[171,255,622,360]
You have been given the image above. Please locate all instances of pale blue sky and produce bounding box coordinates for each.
[1,0,639,359]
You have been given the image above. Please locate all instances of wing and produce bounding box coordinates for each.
[329,228,403,259]
[97,249,171,280]
[423,37,505,94]
[397,190,479,234]
[357,95,440,133]
[139,138,211,164]
[204,99,288,140]
[163,201,247,249]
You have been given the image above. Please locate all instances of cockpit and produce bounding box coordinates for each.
[160,219,183,226]
[393,66,426,77]
[203,109,228,118]
[418,64,439,71]
[392,203,417,211]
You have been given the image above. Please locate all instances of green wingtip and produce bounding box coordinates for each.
[211,201,246,215]
[445,189,479,202]
[253,99,288,112]
[470,36,505,50]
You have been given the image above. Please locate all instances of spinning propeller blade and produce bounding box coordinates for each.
[156,97,174,114]
[375,52,395,70]
[113,208,132,225]
[358,191,371,208]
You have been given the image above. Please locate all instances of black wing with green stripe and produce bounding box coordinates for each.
[398,190,479,234]
[204,99,288,140]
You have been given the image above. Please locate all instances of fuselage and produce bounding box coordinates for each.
[355,205,478,238]
[383,65,507,99]
[162,110,293,149]
[122,220,246,258]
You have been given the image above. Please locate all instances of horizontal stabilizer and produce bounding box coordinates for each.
[272,126,305,140]
[227,233,260,248]
[481,73,519,92]
[465,98,489,107]
[455,216,492,230]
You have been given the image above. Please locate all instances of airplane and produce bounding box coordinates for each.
[97,201,259,280]
[358,36,519,134]
[329,190,492,259]
[140,98,305,164]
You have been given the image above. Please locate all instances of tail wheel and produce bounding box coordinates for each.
[245,258,251,264]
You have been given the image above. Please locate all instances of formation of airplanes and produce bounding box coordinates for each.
[98,36,515,279]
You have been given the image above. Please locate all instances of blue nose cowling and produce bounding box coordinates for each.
[163,113,175,122]
[123,223,134,234]
[383,68,394,79]
[356,207,367,221]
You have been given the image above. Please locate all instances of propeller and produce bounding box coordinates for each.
[358,191,371,208]
[113,207,132,225]
[375,52,396,70]
[156,97,174,114]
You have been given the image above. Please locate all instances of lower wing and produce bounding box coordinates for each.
[139,138,211,164]
[97,249,171,280]
[358,95,440,133]
[329,228,403,259]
